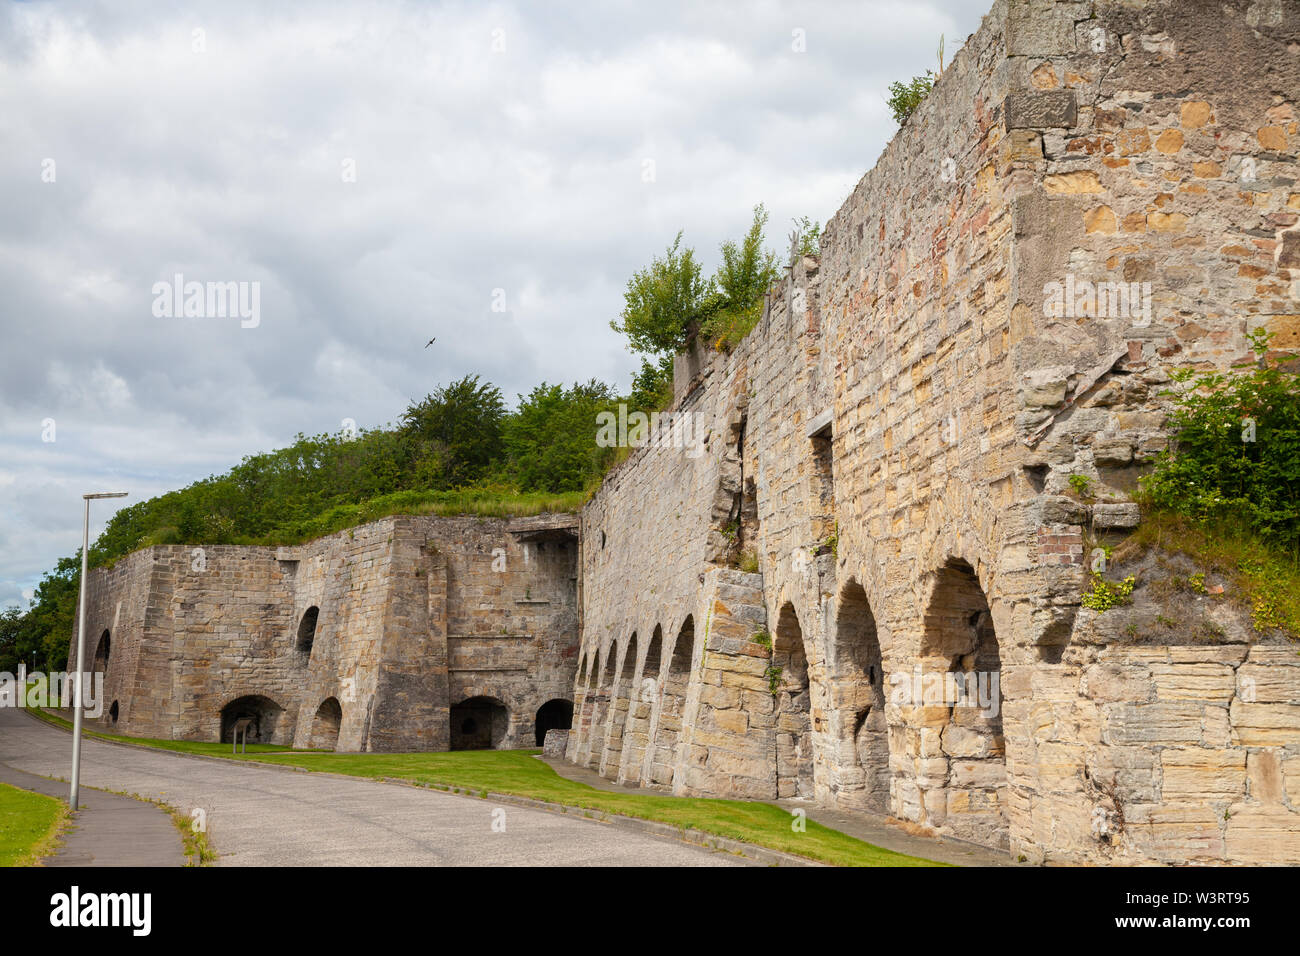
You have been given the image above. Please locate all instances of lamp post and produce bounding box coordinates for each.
[70,491,127,811]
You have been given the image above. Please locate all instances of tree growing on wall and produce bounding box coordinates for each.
[609,232,710,359]
[610,204,784,361]
[887,71,935,124]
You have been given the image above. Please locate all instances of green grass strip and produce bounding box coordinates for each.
[0,782,67,866]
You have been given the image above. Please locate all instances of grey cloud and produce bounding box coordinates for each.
[0,0,988,599]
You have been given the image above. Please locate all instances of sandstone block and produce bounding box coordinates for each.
[1160,747,1246,801]
[1230,701,1300,746]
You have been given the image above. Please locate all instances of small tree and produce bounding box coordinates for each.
[887,71,935,125]
[700,204,781,350]
[609,233,709,359]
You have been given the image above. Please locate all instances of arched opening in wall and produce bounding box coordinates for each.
[309,697,342,750]
[108,700,119,724]
[773,603,814,799]
[296,606,319,661]
[572,653,589,746]
[220,695,285,745]
[534,698,574,746]
[587,644,619,770]
[648,615,694,788]
[834,581,889,812]
[578,649,599,764]
[92,630,111,675]
[450,696,509,750]
[919,559,1007,850]
[620,624,661,785]
[602,634,638,780]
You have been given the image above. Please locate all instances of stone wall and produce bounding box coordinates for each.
[70,513,579,752]
[568,0,1300,864]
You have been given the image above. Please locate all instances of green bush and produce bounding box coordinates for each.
[1142,329,1300,555]
[887,71,935,124]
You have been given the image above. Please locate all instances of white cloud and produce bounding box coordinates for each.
[0,0,989,598]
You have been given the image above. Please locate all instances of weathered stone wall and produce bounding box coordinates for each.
[569,0,1300,865]
[70,513,579,752]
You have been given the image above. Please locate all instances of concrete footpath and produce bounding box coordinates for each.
[0,760,184,867]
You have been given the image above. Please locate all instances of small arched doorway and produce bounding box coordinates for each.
[834,581,890,812]
[92,630,111,675]
[620,624,662,784]
[773,603,814,799]
[588,649,618,769]
[450,696,509,750]
[296,606,319,661]
[220,695,285,745]
[602,633,637,779]
[534,698,573,746]
[309,697,342,750]
[918,558,1007,849]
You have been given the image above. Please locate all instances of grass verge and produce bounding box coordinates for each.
[151,797,217,866]
[0,782,68,866]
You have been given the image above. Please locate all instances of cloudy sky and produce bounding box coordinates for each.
[0,0,987,606]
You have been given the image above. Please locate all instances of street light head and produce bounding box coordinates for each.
[83,492,129,500]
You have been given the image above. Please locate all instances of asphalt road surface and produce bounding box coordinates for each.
[0,708,743,866]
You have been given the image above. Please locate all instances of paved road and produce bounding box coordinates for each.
[0,709,741,866]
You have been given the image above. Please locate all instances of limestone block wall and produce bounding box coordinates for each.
[70,513,580,752]
[568,0,1300,865]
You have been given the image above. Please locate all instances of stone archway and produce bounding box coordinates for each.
[309,697,342,750]
[450,696,509,750]
[917,558,1007,849]
[620,625,661,784]
[773,603,814,799]
[534,698,573,747]
[602,634,637,779]
[220,695,285,745]
[92,630,110,675]
[648,616,693,788]
[833,581,890,812]
[587,648,617,769]
[296,606,319,661]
